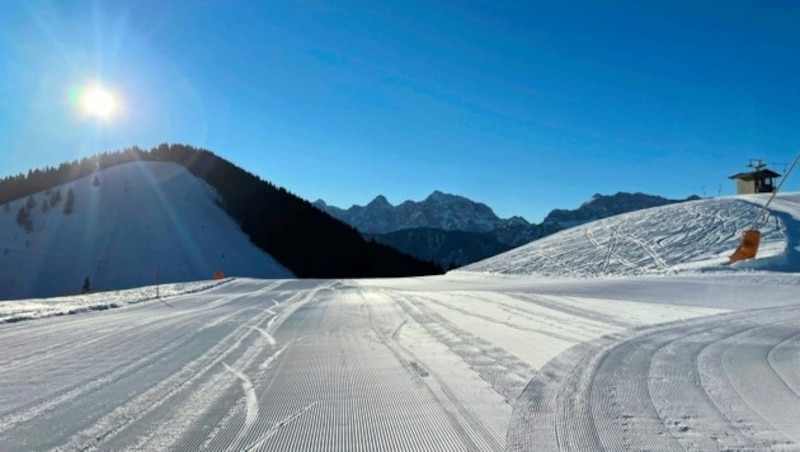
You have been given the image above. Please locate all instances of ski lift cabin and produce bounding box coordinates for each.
[729,160,781,195]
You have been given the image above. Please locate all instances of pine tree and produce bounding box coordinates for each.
[49,189,61,208]
[16,207,27,226]
[63,188,75,215]
[93,175,100,186]
[26,195,36,210]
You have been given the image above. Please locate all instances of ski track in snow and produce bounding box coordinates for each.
[223,362,259,443]
[507,304,800,451]
[0,274,724,451]
[249,325,277,346]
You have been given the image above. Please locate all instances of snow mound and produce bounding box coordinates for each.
[0,278,233,324]
[0,161,292,300]
[460,194,800,277]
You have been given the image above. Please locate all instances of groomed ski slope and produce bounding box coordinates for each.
[1,193,800,450]
[0,161,292,300]
[0,277,735,451]
[462,193,800,277]
[507,296,800,451]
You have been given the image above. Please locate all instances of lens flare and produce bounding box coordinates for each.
[79,85,117,119]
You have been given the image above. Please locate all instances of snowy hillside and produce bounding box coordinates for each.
[462,194,800,277]
[0,161,292,299]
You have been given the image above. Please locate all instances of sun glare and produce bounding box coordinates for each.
[80,86,117,119]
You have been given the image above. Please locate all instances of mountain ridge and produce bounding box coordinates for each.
[0,161,293,299]
[314,190,504,234]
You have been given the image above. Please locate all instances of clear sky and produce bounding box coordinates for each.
[2,1,799,222]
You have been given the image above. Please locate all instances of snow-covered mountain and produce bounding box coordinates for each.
[314,190,505,234]
[461,193,800,277]
[318,191,696,267]
[0,161,292,300]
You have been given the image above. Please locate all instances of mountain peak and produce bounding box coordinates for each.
[425,190,470,203]
[426,190,448,200]
[367,195,392,208]
[581,193,603,207]
[506,215,531,226]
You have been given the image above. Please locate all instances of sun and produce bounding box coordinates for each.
[80,86,117,119]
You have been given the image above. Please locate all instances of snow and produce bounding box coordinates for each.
[0,161,292,300]
[2,192,800,450]
[461,193,800,277]
[357,275,729,373]
[0,278,233,324]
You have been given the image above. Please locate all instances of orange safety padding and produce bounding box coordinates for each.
[728,230,761,263]
[214,270,224,280]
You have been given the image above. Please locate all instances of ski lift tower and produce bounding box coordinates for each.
[728,159,782,195]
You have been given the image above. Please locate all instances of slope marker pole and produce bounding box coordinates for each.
[750,152,800,230]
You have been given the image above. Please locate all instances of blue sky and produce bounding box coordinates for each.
[1,1,799,222]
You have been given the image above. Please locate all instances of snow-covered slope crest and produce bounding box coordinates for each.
[0,161,292,300]
[0,278,233,324]
[461,194,800,277]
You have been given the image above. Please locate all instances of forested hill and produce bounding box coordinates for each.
[0,144,443,278]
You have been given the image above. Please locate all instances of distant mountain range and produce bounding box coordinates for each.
[314,191,502,233]
[315,192,700,268]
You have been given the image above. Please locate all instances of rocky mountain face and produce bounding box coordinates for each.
[316,191,698,268]
[314,191,503,234]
